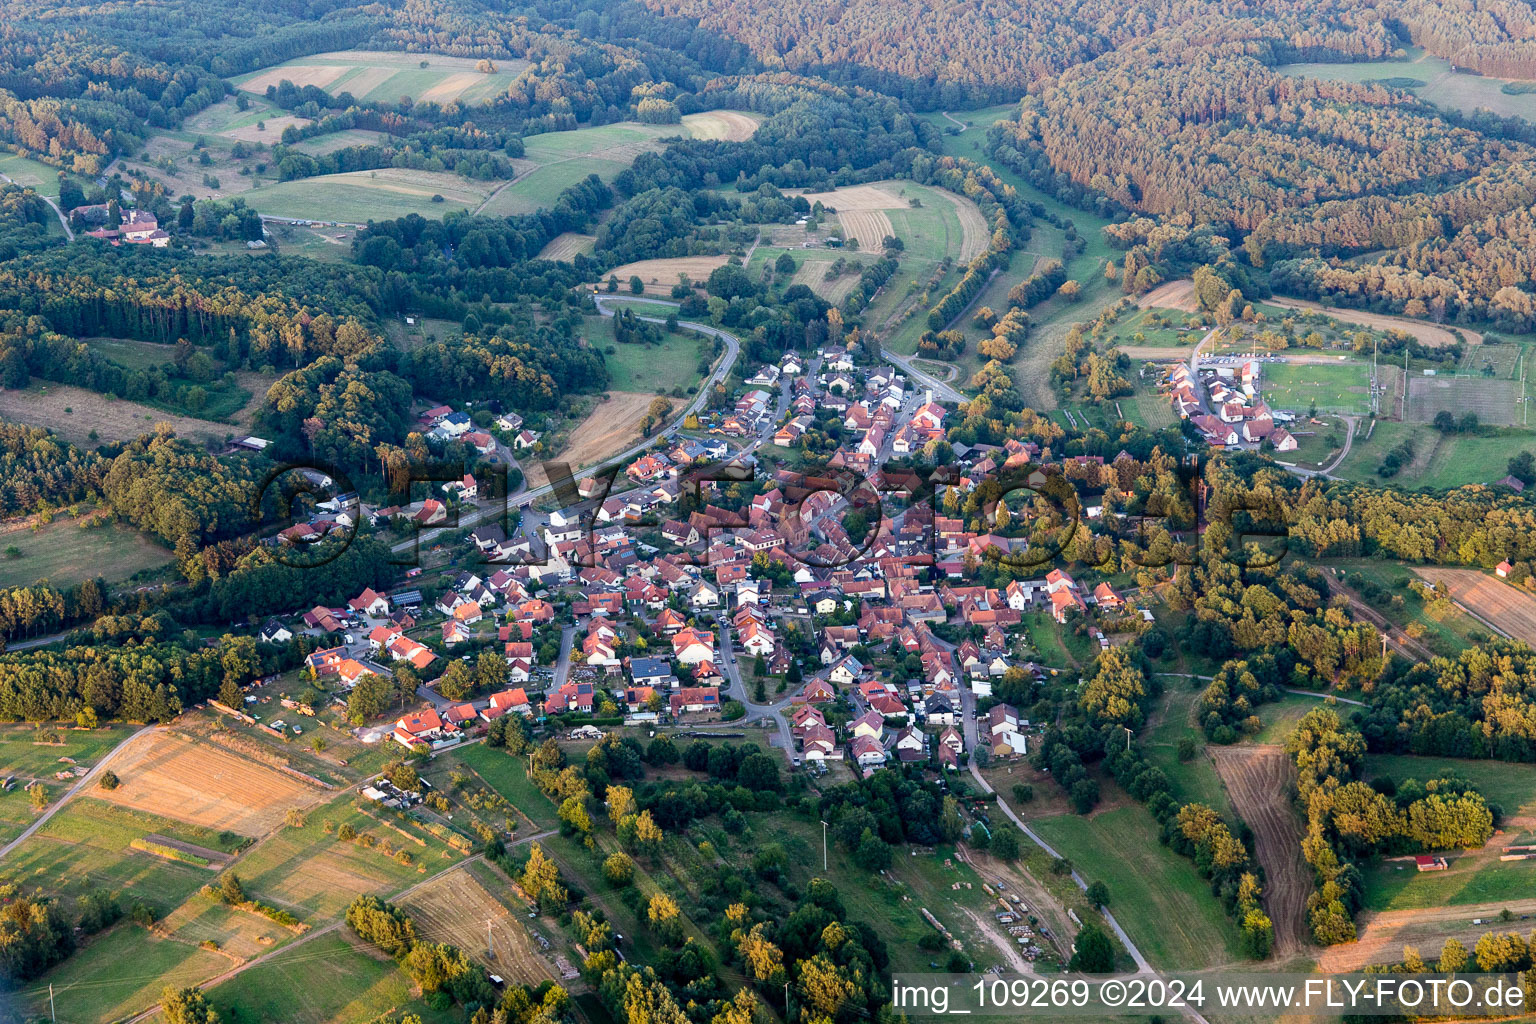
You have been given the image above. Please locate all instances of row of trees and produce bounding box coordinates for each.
[1286,708,1496,944]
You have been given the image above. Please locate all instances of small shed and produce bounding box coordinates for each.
[1414,855,1448,872]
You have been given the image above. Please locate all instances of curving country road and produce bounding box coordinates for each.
[0,173,74,240]
[883,347,967,404]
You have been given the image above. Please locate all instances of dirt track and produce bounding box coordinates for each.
[1211,745,1311,957]
[1412,567,1536,645]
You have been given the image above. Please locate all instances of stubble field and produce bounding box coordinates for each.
[398,863,556,982]
[95,731,329,836]
[1210,745,1310,956]
[1412,567,1536,645]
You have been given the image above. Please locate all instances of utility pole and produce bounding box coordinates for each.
[1124,726,1132,752]
[821,820,829,871]
[49,984,55,1024]
[488,918,494,959]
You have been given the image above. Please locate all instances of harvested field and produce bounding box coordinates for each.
[1119,345,1197,360]
[681,110,760,141]
[419,72,482,103]
[837,209,894,252]
[399,863,555,982]
[605,256,729,296]
[1269,297,1480,347]
[791,259,860,303]
[245,166,502,224]
[0,383,230,444]
[95,731,328,837]
[943,190,990,263]
[538,232,596,261]
[161,894,289,960]
[524,391,665,490]
[1210,745,1310,956]
[239,65,350,94]
[1319,896,1536,972]
[794,184,906,211]
[221,115,312,143]
[1137,279,1200,312]
[1412,567,1536,645]
[234,51,530,107]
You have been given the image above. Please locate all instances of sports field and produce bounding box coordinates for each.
[1407,374,1524,426]
[233,50,530,105]
[1262,361,1373,415]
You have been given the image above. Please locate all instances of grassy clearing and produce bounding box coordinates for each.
[0,151,65,198]
[1361,755,1536,824]
[481,159,632,216]
[207,932,455,1024]
[1032,807,1245,969]
[1358,755,1536,911]
[1334,421,1536,489]
[22,925,228,1024]
[478,122,682,216]
[242,168,500,223]
[233,793,461,924]
[1362,846,1536,911]
[289,129,392,156]
[599,328,710,395]
[447,743,560,831]
[0,724,137,779]
[1143,685,1236,817]
[1244,691,1332,745]
[2,798,244,917]
[0,515,173,590]
[766,814,1022,973]
[1282,47,1536,123]
[1326,559,1487,655]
